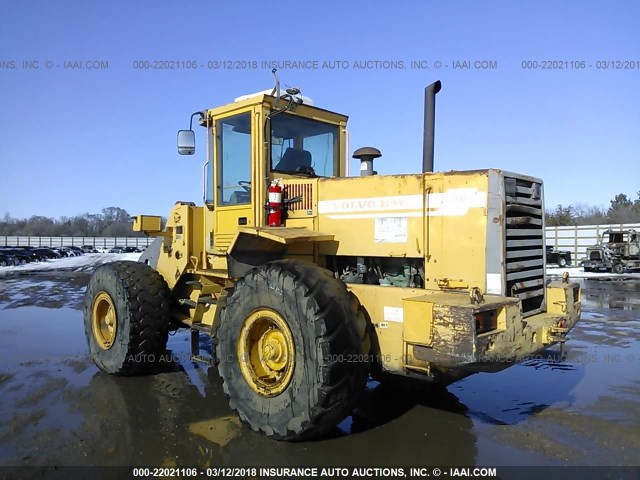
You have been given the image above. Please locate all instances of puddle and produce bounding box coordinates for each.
[580,278,640,311]
[0,306,87,367]
[0,272,89,310]
[0,274,639,467]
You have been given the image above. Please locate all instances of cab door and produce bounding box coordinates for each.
[212,110,256,254]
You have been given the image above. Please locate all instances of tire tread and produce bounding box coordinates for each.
[84,261,170,376]
[216,259,369,440]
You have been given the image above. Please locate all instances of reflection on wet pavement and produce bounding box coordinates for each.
[581,277,640,311]
[0,274,639,468]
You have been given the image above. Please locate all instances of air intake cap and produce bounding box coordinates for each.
[352,147,382,176]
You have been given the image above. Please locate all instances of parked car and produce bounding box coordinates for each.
[123,246,143,253]
[0,253,17,266]
[67,246,85,255]
[81,245,98,253]
[109,246,125,253]
[13,246,48,262]
[0,248,33,264]
[57,247,80,257]
[32,247,60,259]
[545,245,572,267]
[58,247,81,257]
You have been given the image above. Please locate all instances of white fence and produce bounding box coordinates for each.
[546,223,640,263]
[3,224,639,260]
[0,236,155,249]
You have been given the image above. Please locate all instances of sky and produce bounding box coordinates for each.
[1,1,639,219]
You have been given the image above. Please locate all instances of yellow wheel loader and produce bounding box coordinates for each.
[84,75,581,440]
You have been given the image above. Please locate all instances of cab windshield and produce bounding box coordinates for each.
[270,114,339,177]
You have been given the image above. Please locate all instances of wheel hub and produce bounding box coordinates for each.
[260,329,288,370]
[237,309,295,397]
[92,291,117,350]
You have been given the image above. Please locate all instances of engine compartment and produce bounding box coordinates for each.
[328,255,425,288]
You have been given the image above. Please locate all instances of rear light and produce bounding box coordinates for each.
[475,310,498,334]
[573,285,580,302]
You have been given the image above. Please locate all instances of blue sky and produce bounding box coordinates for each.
[1,1,638,219]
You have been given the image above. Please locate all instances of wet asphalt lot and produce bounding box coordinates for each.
[0,271,639,477]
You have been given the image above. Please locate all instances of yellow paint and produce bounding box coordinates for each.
[237,309,295,397]
[317,174,425,258]
[348,284,425,372]
[233,226,333,245]
[188,416,241,447]
[91,291,117,350]
[154,203,205,289]
[546,281,581,316]
[315,172,490,293]
[403,296,434,346]
[132,215,163,233]
[547,285,568,314]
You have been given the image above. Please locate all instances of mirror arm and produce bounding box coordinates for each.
[271,69,281,108]
[189,111,205,130]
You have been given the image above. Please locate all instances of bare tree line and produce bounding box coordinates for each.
[546,192,640,226]
[0,207,148,237]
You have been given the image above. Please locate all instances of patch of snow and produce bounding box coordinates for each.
[0,253,142,277]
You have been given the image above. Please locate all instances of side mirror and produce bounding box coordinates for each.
[177,130,195,155]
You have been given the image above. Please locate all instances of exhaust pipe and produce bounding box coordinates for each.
[422,80,442,173]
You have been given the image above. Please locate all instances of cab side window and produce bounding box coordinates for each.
[217,113,251,206]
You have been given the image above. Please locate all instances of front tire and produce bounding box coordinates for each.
[83,261,171,376]
[612,263,624,275]
[558,257,567,268]
[216,259,369,440]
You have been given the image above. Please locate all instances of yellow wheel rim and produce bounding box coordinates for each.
[237,309,295,397]
[92,291,117,350]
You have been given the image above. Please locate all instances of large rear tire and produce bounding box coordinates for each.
[216,259,369,440]
[83,261,171,376]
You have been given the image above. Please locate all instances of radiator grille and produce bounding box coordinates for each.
[283,183,314,212]
[504,177,545,316]
[589,250,602,261]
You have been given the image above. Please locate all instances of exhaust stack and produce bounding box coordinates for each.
[422,80,442,173]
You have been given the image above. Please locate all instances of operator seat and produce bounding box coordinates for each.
[228,190,250,204]
[274,147,312,172]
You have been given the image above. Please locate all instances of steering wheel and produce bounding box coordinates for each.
[238,181,251,192]
[296,166,316,176]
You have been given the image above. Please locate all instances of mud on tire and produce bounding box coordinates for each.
[83,261,171,376]
[216,259,370,441]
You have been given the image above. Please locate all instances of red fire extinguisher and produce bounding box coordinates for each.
[268,180,283,226]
